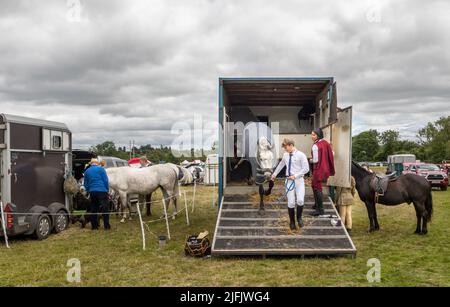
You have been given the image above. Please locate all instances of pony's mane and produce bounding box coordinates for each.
[352,161,371,174]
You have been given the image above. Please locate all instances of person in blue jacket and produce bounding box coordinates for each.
[83,158,111,230]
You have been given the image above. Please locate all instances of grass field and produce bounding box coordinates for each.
[1,182,449,287]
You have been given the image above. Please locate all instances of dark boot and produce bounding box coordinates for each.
[296,205,304,228]
[312,190,318,210]
[311,190,325,216]
[288,208,296,230]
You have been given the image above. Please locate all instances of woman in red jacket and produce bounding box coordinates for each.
[310,128,335,216]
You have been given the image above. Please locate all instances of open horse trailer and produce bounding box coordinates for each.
[212,77,356,257]
[0,114,72,240]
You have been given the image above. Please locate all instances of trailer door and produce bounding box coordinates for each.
[327,107,352,188]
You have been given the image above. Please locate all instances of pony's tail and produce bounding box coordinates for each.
[425,187,433,222]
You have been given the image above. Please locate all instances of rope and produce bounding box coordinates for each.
[5,193,183,217]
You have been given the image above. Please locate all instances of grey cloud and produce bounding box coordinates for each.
[0,0,449,149]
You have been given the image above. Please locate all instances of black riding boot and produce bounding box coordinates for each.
[288,208,296,230]
[312,190,318,210]
[311,190,325,216]
[296,205,304,228]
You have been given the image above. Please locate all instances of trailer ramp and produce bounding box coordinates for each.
[212,186,356,257]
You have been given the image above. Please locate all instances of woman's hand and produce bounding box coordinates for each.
[288,175,295,181]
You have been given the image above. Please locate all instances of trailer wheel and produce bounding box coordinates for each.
[54,210,69,233]
[34,214,52,240]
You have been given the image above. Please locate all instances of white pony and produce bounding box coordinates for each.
[106,164,192,223]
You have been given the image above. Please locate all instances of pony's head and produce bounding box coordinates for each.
[257,137,273,151]
[257,137,275,175]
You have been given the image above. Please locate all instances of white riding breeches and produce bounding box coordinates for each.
[286,178,305,208]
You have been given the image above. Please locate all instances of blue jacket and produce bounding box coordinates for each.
[84,165,109,193]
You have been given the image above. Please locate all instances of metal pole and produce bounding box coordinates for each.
[162,198,171,240]
[183,191,189,226]
[192,180,196,213]
[0,201,11,249]
[136,202,146,251]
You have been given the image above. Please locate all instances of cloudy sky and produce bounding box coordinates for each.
[1,0,449,150]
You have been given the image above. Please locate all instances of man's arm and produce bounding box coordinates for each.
[294,153,310,179]
[271,156,286,179]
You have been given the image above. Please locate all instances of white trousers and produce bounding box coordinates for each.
[286,178,305,208]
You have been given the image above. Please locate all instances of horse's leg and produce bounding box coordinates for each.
[365,201,376,232]
[161,188,170,219]
[146,193,152,217]
[172,191,178,220]
[421,203,428,235]
[421,216,428,235]
[413,202,422,234]
[258,185,265,215]
[264,180,274,196]
[119,191,127,223]
[373,204,380,231]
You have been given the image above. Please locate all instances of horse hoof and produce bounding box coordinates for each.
[421,230,428,235]
[120,219,125,223]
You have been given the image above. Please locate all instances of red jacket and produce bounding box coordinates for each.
[312,139,335,181]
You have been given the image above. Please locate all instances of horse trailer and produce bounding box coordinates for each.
[0,114,72,240]
[213,77,355,256]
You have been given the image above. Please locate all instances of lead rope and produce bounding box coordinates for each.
[285,178,295,196]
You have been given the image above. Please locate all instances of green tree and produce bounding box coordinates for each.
[376,130,400,160]
[91,141,118,156]
[418,116,450,163]
[352,129,379,161]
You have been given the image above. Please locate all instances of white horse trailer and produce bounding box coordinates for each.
[0,114,72,240]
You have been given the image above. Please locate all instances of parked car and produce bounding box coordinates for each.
[404,163,448,191]
[97,156,129,168]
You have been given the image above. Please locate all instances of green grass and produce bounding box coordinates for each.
[1,185,449,286]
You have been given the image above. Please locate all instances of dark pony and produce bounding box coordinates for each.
[351,161,433,234]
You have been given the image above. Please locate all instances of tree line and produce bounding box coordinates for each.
[89,116,449,164]
[352,116,449,163]
[90,141,214,164]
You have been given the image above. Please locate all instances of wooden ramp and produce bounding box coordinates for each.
[212,186,357,257]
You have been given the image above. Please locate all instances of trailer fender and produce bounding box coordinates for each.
[24,206,51,235]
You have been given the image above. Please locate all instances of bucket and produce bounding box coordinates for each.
[159,235,167,248]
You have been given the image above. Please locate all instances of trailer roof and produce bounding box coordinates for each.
[1,113,69,130]
[220,77,333,106]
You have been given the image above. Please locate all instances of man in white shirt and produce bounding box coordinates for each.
[271,138,310,229]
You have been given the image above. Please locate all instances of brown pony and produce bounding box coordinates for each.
[351,161,433,234]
